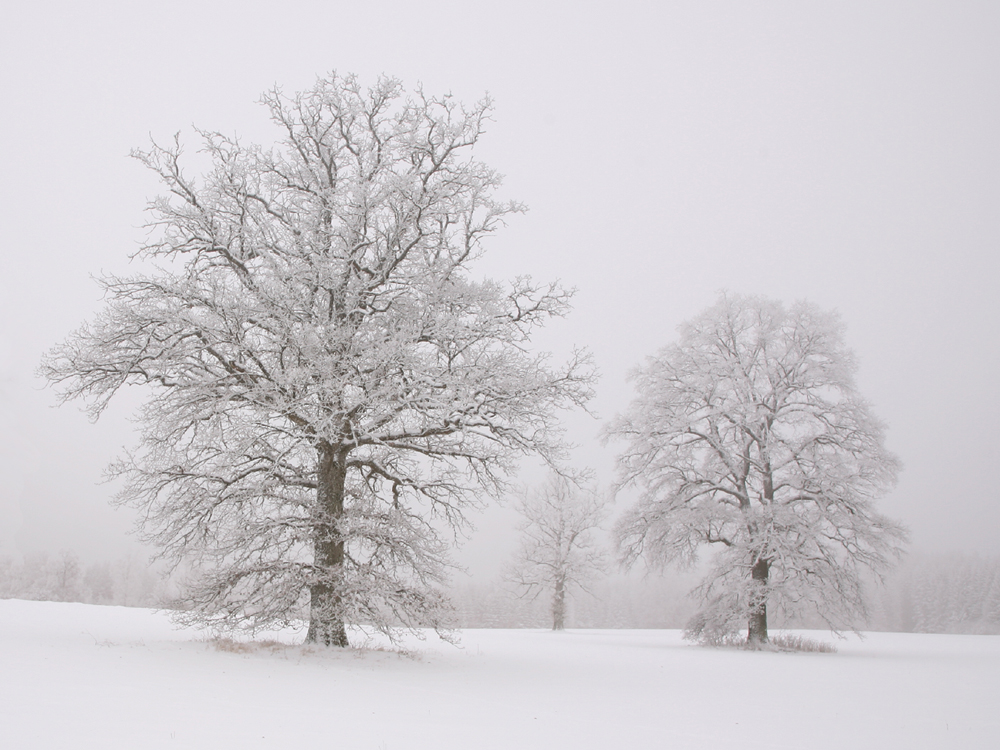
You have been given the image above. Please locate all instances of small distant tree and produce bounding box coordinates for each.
[42,74,593,646]
[54,550,82,602]
[607,294,906,646]
[505,475,608,629]
[84,562,115,605]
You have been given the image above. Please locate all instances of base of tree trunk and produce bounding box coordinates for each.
[552,579,566,630]
[747,558,769,646]
[305,618,349,647]
[747,609,768,647]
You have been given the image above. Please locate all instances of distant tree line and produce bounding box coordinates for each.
[0,551,163,608]
[3,547,996,636]
[447,552,1000,635]
[868,553,1000,635]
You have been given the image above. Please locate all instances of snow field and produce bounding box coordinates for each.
[1,599,996,749]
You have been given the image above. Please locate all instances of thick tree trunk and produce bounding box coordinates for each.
[552,576,566,630]
[747,557,769,646]
[748,460,775,647]
[305,441,349,647]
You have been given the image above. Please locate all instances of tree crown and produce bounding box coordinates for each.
[42,73,594,640]
[608,293,905,638]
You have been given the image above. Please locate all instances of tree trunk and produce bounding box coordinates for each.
[552,576,566,630]
[748,459,774,647]
[305,441,350,647]
[747,557,769,646]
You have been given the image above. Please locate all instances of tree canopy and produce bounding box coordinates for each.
[607,294,905,645]
[43,74,593,646]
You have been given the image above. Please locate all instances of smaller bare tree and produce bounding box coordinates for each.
[505,475,608,629]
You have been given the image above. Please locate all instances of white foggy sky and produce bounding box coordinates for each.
[1,1,997,572]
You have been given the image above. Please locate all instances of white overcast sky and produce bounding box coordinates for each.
[1,1,997,572]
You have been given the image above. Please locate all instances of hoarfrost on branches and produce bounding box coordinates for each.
[42,73,594,646]
[606,294,906,645]
[505,474,608,629]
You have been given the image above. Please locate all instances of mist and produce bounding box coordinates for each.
[1,0,997,577]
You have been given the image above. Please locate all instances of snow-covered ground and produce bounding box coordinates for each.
[1,600,996,749]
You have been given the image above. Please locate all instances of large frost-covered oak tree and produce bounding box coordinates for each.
[607,295,905,646]
[42,74,593,647]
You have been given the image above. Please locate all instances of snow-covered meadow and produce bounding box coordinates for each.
[1,599,996,749]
